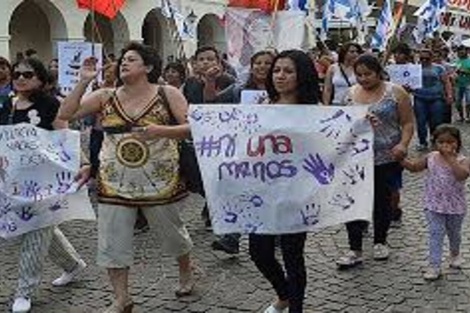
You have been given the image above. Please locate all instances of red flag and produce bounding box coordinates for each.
[77,0,125,19]
[228,0,286,12]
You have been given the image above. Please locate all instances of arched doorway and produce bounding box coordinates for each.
[83,12,129,58]
[197,14,226,53]
[9,0,67,62]
[142,9,164,58]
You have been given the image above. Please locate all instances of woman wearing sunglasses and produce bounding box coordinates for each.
[0,58,87,313]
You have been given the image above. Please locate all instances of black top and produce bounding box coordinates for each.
[0,94,60,130]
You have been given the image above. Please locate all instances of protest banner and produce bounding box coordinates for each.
[0,124,95,238]
[58,41,103,95]
[226,8,305,80]
[240,90,269,105]
[188,105,374,234]
[386,64,423,89]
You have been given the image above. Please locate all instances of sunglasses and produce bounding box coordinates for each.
[12,71,35,80]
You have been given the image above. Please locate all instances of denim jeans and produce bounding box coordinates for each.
[413,97,447,146]
[455,85,470,119]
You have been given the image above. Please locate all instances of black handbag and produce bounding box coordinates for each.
[158,86,204,194]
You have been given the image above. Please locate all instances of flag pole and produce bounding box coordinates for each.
[268,0,281,49]
[381,0,408,66]
[91,0,96,58]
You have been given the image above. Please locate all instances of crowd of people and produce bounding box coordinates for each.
[1,38,470,313]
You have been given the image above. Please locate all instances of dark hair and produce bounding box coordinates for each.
[266,50,320,104]
[13,58,50,102]
[392,43,412,57]
[0,57,12,72]
[25,49,37,57]
[245,51,275,89]
[117,42,162,84]
[164,61,187,82]
[195,46,220,61]
[354,54,385,79]
[432,124,462,152]
[338,42,363,64]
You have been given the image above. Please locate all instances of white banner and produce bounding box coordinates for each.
[0,124,95,238]
[226,8,305,80]
[189,105,374,234]
[58,41,103,95]
[386,64,423,90]
[241,90,269,105]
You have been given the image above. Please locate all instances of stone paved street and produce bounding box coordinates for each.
[3,124,470,313]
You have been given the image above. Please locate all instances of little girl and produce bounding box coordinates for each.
[401,124,470,280]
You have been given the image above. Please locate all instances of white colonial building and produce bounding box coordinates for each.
[2,0,228,63]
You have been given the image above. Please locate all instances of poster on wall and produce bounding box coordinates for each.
[188,105,374,234]
[58,41,103,95]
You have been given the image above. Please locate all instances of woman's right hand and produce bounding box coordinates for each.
[365,112,381,127]
[80,57,100,83]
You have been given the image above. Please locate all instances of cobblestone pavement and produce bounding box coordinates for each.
[3,125,470,313]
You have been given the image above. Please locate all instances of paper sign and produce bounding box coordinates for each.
[241,90,269,105]
[58,41,103,95]
[0,124,95,238]
[386,64,423,89]
[188,105,374,234]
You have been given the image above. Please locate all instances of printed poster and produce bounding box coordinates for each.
[58,41,103,95]
[386,64,423,89]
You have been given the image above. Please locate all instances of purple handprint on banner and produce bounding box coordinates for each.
[329,193,355,210]
[336,138,371,156]
[319,109,352,139]
[21,181,42,201]
[56,172,74,194]
[303,153,335,185]
[342,164,366,185]
[300,203,321,226]
[16,206,35,221]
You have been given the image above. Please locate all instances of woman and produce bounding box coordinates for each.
[57,42,195,313]
[163,62,186,89]
[216,50,275,104]
[414,49,453,151]
[336,55,414,268]
[250,50,320,313]
[211,50,275,255]
[322,42,362,105]
[0,58,87,313]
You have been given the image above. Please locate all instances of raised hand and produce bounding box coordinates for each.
[80,57,100,83]
[303,153,335,185]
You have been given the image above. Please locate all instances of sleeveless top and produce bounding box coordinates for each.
[424,152,467,215]
[97,90,187,206]
[344,83,401,165]
[331,64,357,105]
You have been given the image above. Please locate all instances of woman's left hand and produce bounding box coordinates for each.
[75,165,91,189]
[133,124,164,141]
[391,143,408,161]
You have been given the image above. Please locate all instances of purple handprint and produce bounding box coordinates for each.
[56,172,74,194]
[329,193,355,210]
[303,153,335,185]
[300,203,321,226]
[22,181,41,200]
[16,206,35,221]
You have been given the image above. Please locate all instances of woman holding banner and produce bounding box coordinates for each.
[211,50,275,255]
[249,50,320,313]
[57,42,195,313]
[336,55,414,268]
[0,58,87,313]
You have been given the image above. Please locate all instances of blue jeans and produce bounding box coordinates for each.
[455,85,470,118]
[414,97,447,146]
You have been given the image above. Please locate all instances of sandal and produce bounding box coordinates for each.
[175,272,196,297]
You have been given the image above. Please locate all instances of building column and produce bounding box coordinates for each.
[0,35,11,59]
